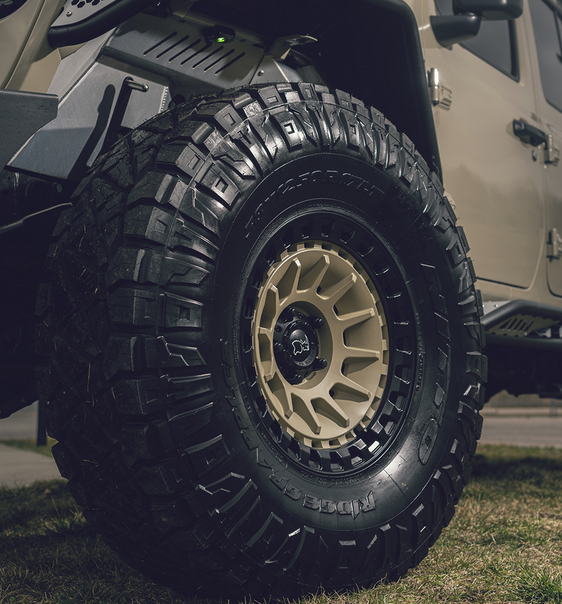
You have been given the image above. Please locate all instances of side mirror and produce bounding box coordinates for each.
[453,0,523,19]
[431,14,481,46]
[431,0,522,46]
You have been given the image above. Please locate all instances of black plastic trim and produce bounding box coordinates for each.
[48,0,159,47]
[431,13,482,46]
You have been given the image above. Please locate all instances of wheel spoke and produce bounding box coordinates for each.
[255,327,276,378]
[292,394,322,434]
[337,307,376,329]
[333,375,372,401]
[344,346,380,361]
[260,285,280,330]
[259,357,276,380]
[319,273,356,304]
[312,396,350,428]
[298,254,330,294]
[276,258,301,302]
[268,372,293,419]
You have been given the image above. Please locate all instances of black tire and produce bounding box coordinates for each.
[37,83,486,599]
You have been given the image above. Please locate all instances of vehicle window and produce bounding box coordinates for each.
[529,0,562,113]
[434,0,519,78]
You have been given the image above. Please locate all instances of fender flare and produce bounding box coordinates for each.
[299,0,442,177]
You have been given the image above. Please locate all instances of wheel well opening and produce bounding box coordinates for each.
[196,0,441,175]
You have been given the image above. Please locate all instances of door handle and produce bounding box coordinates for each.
[512,119,548,147]
[513,119,560,165]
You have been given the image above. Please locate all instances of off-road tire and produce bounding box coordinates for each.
[36,83,486,599]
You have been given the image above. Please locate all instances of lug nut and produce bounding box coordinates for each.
[307,316,324,330]
[292,373,303,384]
[312,357,328,371]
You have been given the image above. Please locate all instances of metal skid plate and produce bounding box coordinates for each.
[103,13,266,96]
[483,299,562,350]
[487,314,558,338]
[8,11,306,181]
[10,11,264,180]
[10,58,168,180]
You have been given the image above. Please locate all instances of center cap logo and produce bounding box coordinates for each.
[291,336,310,357]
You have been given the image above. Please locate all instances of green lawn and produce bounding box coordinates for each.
[0,444,561,603]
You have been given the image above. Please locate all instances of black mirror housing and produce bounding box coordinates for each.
[453,0,523,20]
[431,0,522,46]
[430,14,482,46]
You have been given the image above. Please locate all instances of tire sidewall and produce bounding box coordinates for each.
[209,151,464,533]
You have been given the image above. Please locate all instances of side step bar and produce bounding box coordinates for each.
[483,300,562,350]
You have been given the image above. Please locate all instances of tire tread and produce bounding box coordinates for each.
[38,82,485,598]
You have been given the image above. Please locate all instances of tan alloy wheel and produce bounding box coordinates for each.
[252,241,389,449]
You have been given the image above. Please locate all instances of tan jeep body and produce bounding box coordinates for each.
[0,0,558,597]
[5,0,560,317]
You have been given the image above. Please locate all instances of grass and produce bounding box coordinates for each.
[0,444,561,603]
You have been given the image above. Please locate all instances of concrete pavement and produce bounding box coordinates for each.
[0,442,62,487]
[0,402,63,487]
[0,401,42,440]
[479,392,562,448]
[479,413,562,448]
[0,401,560,489]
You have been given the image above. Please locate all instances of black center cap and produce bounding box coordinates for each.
[287,326,318,367]
[273,308,325,384]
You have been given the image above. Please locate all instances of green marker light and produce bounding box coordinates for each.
[205,26,235,45]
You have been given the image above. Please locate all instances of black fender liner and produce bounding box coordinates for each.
[197,0,442,177]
